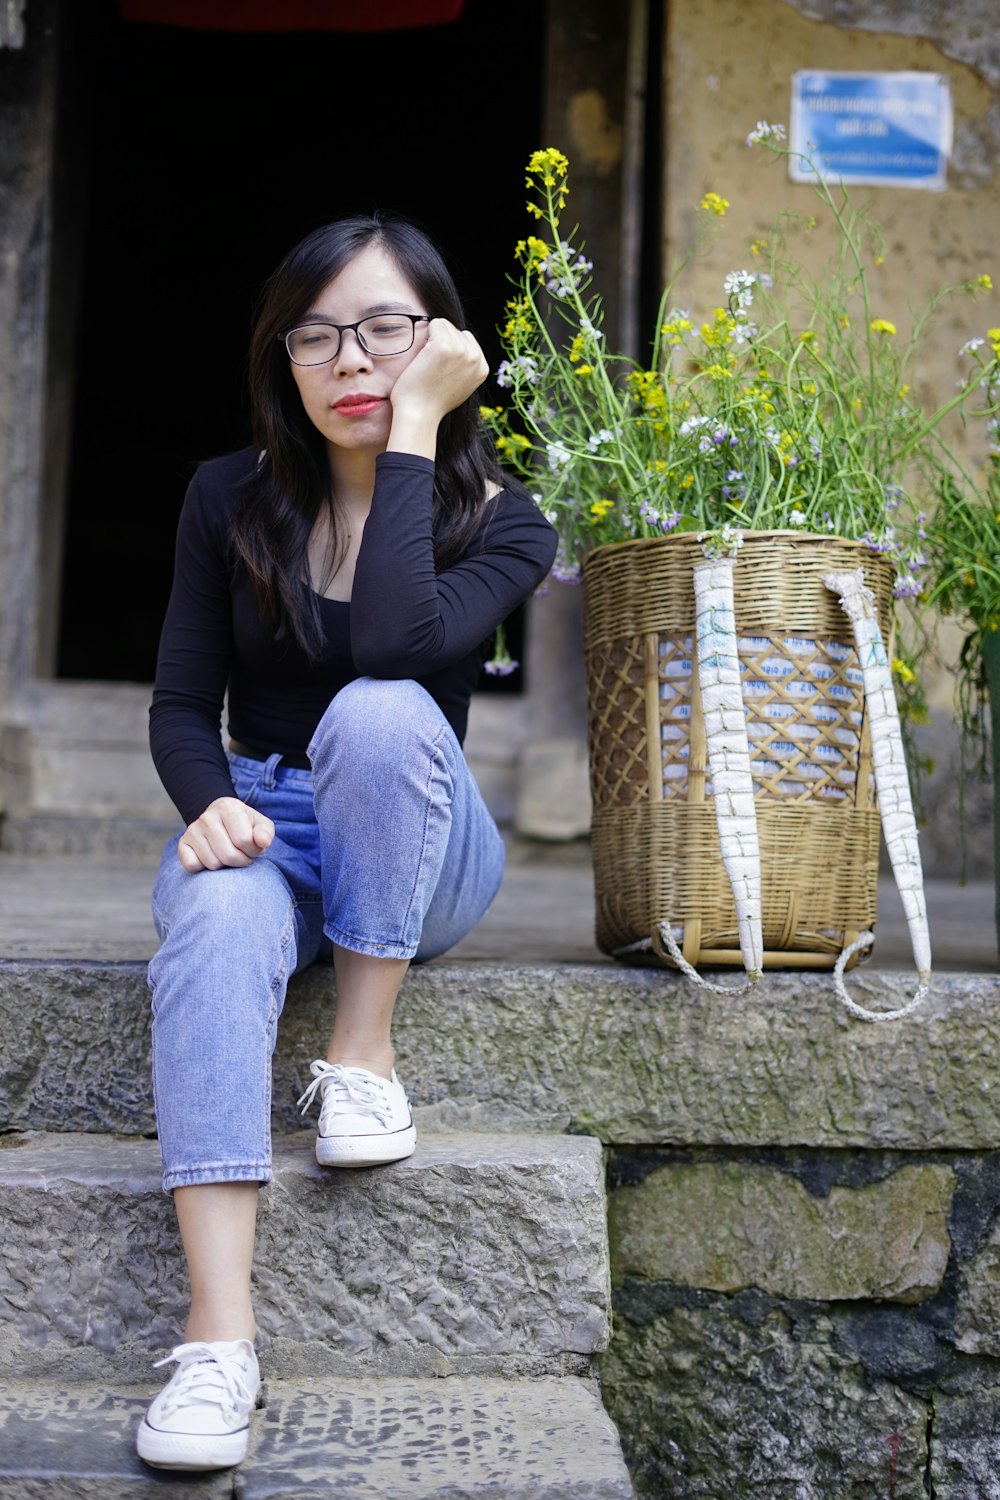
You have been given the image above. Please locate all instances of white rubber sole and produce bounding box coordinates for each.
[315,1123,417,1168]
[136,1419,250,1470]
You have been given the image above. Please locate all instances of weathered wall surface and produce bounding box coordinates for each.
[664,0,997,466]
[662,0,1000,878]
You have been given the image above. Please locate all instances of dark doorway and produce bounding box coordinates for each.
[54,0,544,687]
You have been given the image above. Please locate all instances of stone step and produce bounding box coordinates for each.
[0,1131,610,1384]
[4,958,1000,1149]
[0,1372,635,1498]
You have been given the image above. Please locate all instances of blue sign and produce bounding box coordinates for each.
[790,71,953,190]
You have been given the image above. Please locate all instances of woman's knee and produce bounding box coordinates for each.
[152,856,296,963]
[309,678,452,771]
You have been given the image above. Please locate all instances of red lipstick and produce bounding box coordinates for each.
[332,394,385,416]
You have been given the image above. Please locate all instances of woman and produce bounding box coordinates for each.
[137,213,557,1470]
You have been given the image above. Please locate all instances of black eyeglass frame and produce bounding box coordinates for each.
[279,314,432,366]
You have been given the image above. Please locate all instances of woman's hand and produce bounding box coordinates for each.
[387,319,488,459]
[177,796,275,873]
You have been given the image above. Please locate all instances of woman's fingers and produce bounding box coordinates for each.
[392,319,488,420]
[177,798,275,873]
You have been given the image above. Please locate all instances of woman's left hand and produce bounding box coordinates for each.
[387,319,488,458]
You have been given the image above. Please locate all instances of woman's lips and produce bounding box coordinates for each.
[332,395,386,416]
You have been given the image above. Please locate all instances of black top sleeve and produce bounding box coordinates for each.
[148,447,557,826]
[352,451,558,675]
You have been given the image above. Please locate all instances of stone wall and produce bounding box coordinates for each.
[601,1145,1000,1496]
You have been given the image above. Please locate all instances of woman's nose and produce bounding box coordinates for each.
[333,327,373,373]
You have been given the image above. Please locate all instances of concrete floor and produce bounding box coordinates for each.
[0,835,995,972]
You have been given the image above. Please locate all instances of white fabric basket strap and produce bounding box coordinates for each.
[821,567,931,1021]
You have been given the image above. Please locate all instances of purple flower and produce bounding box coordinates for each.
[484,655,520,677]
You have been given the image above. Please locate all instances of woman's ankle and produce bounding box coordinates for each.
[325,1047,396,1081]
[183,1308,257,1345]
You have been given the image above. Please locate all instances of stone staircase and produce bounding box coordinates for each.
[0,955,636,1497]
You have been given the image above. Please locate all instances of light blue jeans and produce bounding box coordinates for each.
[147,678,505,1192]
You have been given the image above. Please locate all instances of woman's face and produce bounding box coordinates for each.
[287,243,430,456]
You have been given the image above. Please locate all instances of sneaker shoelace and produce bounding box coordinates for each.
[153,1342,256,1418]
[297,1060,394,1129]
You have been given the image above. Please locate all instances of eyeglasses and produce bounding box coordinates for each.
[281,313,431,366]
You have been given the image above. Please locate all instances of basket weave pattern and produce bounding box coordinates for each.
[582,532,895,968]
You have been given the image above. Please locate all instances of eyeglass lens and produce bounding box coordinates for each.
[286,315,423,365]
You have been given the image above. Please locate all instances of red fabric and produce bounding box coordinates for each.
[118,1,465,31]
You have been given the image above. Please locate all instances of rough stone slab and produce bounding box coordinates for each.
[600,1295,929,1498]
[0,1374,633,1499]
[0,1132,610,1382]
[3,960,1000,1148]
[954,1218,1000,1356]
[609,1160,954,1303]
[0,1381,232,1497]
[929,1372,1000,1499]
[245,1374,634,1498]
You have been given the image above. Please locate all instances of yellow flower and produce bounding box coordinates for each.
[502,298,534,340]
[590,498,615,521]
[874,255,884,267]
[870,318,897,336]
[679,473,695,490]
[526,147,569,181]
[704,363,733,380]
[661,317,693,346]
[976,274,993,290]
[892,658,916,685]
[515,235,550,269]
[989,327,1000,355]
[897,384,910,400]
[574,363,593,377]
[701,308,736,348]
[750,238,767,257]
[494,433,531,456]
[700,191,730,217]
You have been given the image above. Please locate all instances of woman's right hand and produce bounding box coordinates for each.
[177,797,275,873]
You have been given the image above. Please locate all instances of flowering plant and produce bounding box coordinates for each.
[921,342,1000,773]
[483,136,997,595]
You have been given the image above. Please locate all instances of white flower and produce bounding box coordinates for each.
[496,356,539,388]
[546,442,573,471]
[587,428,616,451]
[700,524,744,559]
[746,121,787,147]
[680,416,712,436]
[788,510,808,527]
[723,270,756,310]
[579,316,603,341]
[959,337,985,357]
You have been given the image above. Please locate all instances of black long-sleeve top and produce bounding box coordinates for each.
[148,447,558,826]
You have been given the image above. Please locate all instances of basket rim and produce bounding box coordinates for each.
[581,529,881,571]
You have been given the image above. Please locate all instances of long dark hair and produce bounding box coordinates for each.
[232,212,509,656]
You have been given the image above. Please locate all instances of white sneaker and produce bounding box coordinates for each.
[297,1060,417,1167]
[136,1338,260,1470]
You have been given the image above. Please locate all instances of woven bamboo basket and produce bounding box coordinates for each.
[582,530,895,970]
